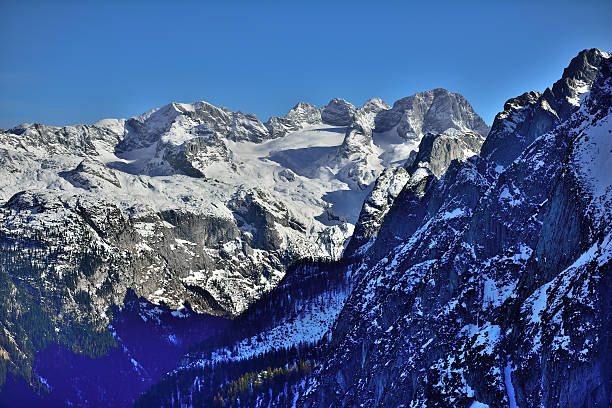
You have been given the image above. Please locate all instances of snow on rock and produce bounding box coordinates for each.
[374,88,490,143]
[0,87,487,328]
[321,98,356,126]
[298,49,612,408]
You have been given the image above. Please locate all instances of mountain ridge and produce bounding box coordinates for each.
[130,47,612,408]
[0,85,489,401]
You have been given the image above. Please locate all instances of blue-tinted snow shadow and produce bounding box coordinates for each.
[267,146,337,177]
[316,188,371,226]
[307,126,346,134]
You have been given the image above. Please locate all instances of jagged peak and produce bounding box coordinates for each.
[559,48,610,82]
[284,101,321,122]
[359,97,390,112]
[482,48,611,167]
[321,98,356,126]
[373,88,490,140]
[324,97,354,106]
[288,101,318,111]
[391,88,461,108]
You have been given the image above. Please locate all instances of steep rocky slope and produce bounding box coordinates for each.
[64,48,612,408]
[300,48,611,408]
[136,258,354,407]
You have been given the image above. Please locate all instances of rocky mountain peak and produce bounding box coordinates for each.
[321,98,356,126]
[284,101,320,123]
[481,48,611,167]
[264,101,322,139]
[374,88,490,143]
[406,130,485,178]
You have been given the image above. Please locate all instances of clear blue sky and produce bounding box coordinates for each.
[1,0,611,128]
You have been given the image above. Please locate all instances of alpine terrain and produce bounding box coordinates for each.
[0,48,610,408]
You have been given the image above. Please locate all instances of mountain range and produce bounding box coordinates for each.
[0,48,610,408]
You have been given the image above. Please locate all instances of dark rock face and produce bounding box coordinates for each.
[160,130,234,178]
[407,130,485,178]
[481,48,608,168]
[343,167,410,257]
[300,50,612,408]
[321,98,357,126]
[229,188,291,252]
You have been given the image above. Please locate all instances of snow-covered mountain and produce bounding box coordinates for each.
[0,86,487,397]
[5,47,610,408]
[132,48,612,408]
[300,48,612,408]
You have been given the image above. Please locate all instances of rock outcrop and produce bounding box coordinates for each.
[481,48,610,168]
[321,98,356,126]
[406,129,485,178]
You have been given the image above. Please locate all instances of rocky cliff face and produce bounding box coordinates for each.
[343,167,410,257]
[480,48,608,168]
[299,48,612,408]
[375,88,490,141]
[406,129,485,178]
[321,98,357,126]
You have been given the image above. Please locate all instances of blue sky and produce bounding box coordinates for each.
[1,0,611,128]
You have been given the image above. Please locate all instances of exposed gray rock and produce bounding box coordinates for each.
[64,157,121,189]
[344,98,390,144]
[328,99,392,190]
[374,88,490,141]
[343,167,409,257]
[118,101,270,154]
[227,111,270,142]
[339,99,390,158]
[406,130,485,178]
[285,102,322,126]
[0,121,121,156]
[157,128,234,178]
[321,98,356,126]
[353,98,391,133]
[265,102,322,138]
